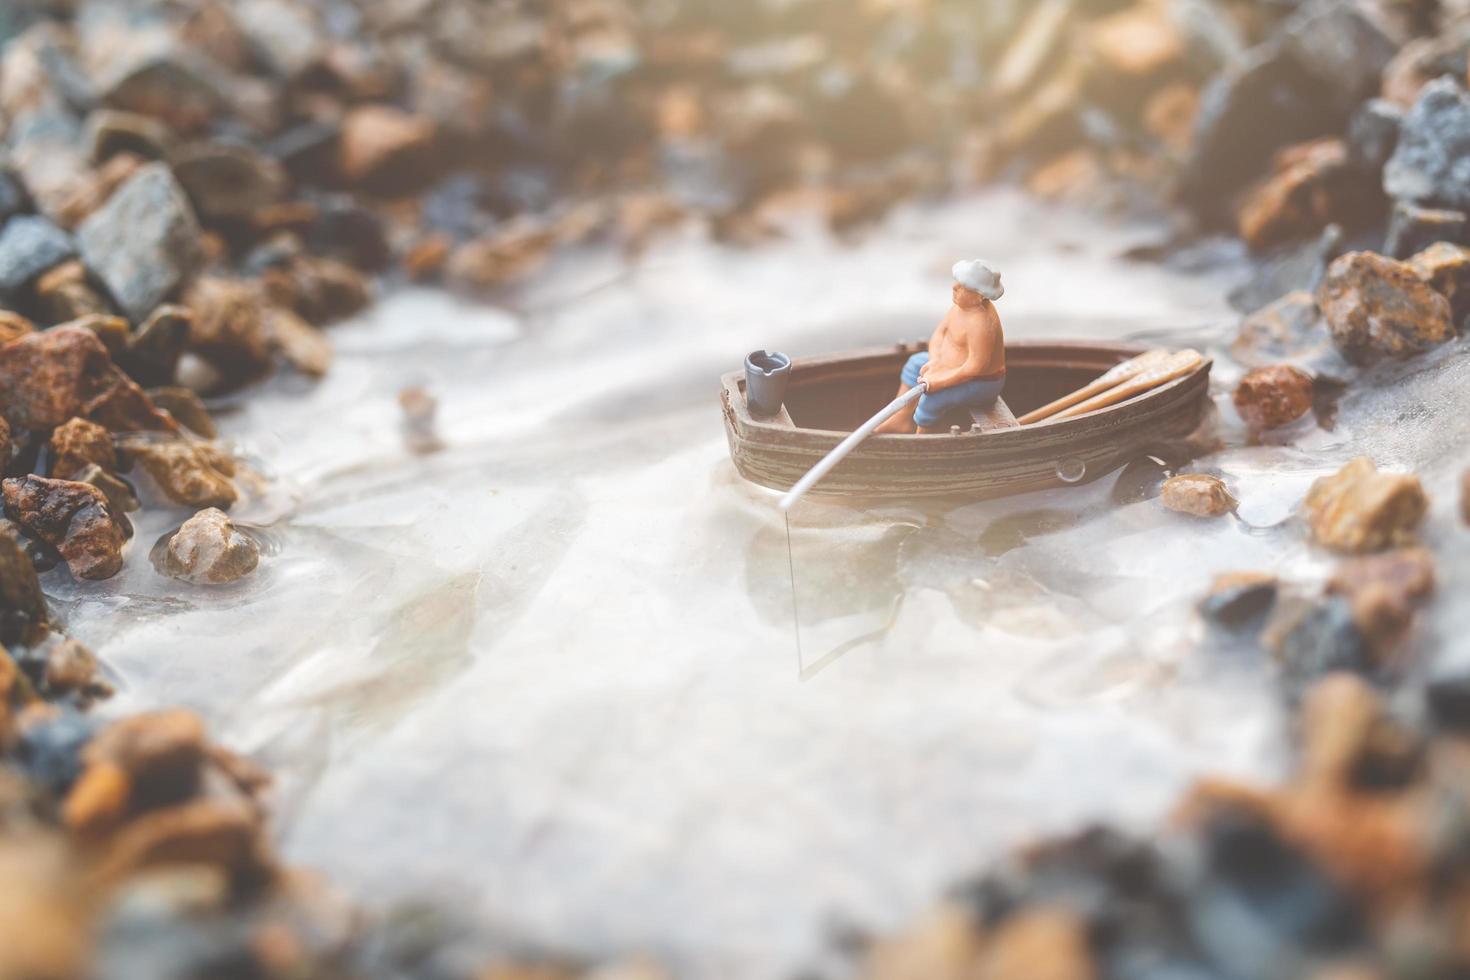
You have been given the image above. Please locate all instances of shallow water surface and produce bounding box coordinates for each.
[48,190,1470,977]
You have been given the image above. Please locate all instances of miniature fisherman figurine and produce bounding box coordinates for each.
[876,259,1007,434]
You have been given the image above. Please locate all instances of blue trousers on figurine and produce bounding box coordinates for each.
[901,352,1006,429]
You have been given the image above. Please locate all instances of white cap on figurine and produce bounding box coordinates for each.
[952,259,1004,301]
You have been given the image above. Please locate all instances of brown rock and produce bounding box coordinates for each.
[1238,139,1364,251]
[0,326,112,431]
[0,836,89,980]
[118,436,238,509]
[0,527,47,647]
[146,387,216,438]
[1303,458,1428,553]
[1318,251,1455,363]
[404,234,451,281]
[41,637,105,696]
[49,417,116,480]
[122,305,194,388]
[0,311,35,344]
[68,313,130,359]
[1,475,126,580]
[1327,547,1436,654]
[82,366,178,434]
[1233,364,1315,431]
[160,508,260,585]
[1143,82,1198,154]
[182,276,273,379]
[1161,474,1237,518]
[1089,3,1184,78]
[338,105,437,194]
[861,904,983,980]
[32,261,112,326]
[265,306,332,377]
[93,798,267,884]
[260,256,371,326]
[447,222,559,292]
[62,761,131,835]
[1407,241,1470,326]
[85,709,207,806]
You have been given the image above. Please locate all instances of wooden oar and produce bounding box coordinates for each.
[1018,348,1174,424]
[1048,349,1204,421]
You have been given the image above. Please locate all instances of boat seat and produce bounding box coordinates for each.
[969,397,1019,432]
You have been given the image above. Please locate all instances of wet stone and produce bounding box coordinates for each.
[1384,76,1470,210]
[1303,458,1428,554]
[1200,572,1278,633]
[1384,202,1467,261]
[77,162,205,322]
[120,305,192,388]
[1233,364,1314,431]
[1160,473,1236,518]
[1,474,126,580]
[1407,241,1470,326]
[1317,251,1454,363]
[158,507,259,585]
[15,707,96,797]
[72,463,139,517]
[0,215,77,301]
[117,436,237,510]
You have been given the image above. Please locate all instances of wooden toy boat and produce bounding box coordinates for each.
[720,339,1213,499]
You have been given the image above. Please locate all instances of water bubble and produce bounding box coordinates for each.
[1055,457,1087,484]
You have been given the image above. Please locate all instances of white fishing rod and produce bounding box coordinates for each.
[778,381,926,512]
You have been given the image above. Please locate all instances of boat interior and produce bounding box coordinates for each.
[772,349,1118,433]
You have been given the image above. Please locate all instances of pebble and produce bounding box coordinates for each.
[1231,290,1332,366]
[76,162,205,323]
[1161,473,1237,518]
[0,325,112,431]
[1326,547,1436,655]
[264,305,331,377]
[181,276,272,381]
[158,507,259,585]
[1302,458,1428,554]
[1317,251,1454,363]
[1384,76,1470,211]
[144,387,216,438]
[1276,597,1376,699]
[1,474,126,580]
[119,305,192,388]
[0,310,35,344]
[1233,364,1314,431]
[0,527,48,647]
[48,417,116,480]
[172,141,287,223]
[32,260,113,325]
[0,215,78,301]
[1346,98,1403,173]
[117,436,237,509]
[1406,241,1470,326]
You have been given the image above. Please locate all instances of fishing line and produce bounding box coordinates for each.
[784,509,804,676]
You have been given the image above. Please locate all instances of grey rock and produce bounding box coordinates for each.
[77,162,204,322]
[1384,76,1470,210]
[1347,99,1403,173]
[1282,0,1400,114]
[0,169,28,225]
[0,215,77,299]
[1278,597,1374,700]
[1384,201,1468,258]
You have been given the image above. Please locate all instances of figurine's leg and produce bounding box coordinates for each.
[875,383,919,434]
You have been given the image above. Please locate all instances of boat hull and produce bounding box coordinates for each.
[720,340,1213,499]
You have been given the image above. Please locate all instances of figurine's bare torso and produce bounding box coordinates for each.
[877,281,1007,434]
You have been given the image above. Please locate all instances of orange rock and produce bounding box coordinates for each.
[1233,364,1314,431]
[1143,82,1198,154]
[1161,473,1237,517]
[0,310,34,344]
[92,797,266,884]
[404,234,452,281]
[1318,252,1455,363]
[862,904,984,980]
[1327,547,1436,654]
[1238,139,1360,251]
[49,417,116,480]
[1089,3,1184,78]
[1303,458,1428,554]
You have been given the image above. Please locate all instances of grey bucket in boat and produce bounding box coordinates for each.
[744,350,791,418]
